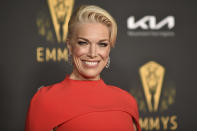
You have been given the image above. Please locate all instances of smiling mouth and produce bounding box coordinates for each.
[82,60,100,67]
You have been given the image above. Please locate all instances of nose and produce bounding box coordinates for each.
[88,43,97,58]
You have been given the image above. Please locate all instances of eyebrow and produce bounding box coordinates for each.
[77,37,109,43]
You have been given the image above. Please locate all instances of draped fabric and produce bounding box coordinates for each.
[25,75,141,131]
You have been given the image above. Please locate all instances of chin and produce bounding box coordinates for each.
[80,69,101,80]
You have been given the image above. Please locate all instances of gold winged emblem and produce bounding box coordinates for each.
[139,61,165,112]
[48,0,74,43]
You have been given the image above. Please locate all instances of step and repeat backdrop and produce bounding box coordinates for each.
[1,0,196,130]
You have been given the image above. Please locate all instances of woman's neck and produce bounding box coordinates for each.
[70,69,100,81]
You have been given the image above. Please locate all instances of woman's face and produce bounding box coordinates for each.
[67,22,111,80]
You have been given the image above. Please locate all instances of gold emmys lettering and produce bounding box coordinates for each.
[36,0,74,62]
[136,61,178,130]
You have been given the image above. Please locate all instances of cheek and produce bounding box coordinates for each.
[100,47,110,60]
[72,46,88,57]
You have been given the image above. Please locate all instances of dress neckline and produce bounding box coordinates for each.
[62,75,107,88]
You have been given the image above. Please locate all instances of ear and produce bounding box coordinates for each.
[66,39,72,55]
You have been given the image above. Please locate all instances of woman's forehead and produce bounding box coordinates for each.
[73,23,110,40]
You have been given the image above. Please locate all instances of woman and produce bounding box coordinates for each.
[25,5,141,131]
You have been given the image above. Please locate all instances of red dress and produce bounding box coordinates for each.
[25,75,141,131]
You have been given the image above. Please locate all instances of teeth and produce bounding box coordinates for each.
[84,61,98,66]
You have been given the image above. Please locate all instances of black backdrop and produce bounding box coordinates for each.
[1,0,197,130]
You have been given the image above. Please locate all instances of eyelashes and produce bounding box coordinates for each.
[77,41,109,47]
[77,41,87,45]
[98,42,108,47]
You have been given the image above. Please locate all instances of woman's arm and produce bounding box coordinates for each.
[133,122,137,131]
[133,118,138,131]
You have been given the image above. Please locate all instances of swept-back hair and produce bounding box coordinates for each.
[67,5,117,47]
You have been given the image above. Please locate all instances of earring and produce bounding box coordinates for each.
[68,52,72,65]
[105,57,110,68]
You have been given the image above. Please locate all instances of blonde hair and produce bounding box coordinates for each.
[67,5,117,47]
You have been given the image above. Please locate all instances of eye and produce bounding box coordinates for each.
[99,42,108,47]
[77,41,88,45]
